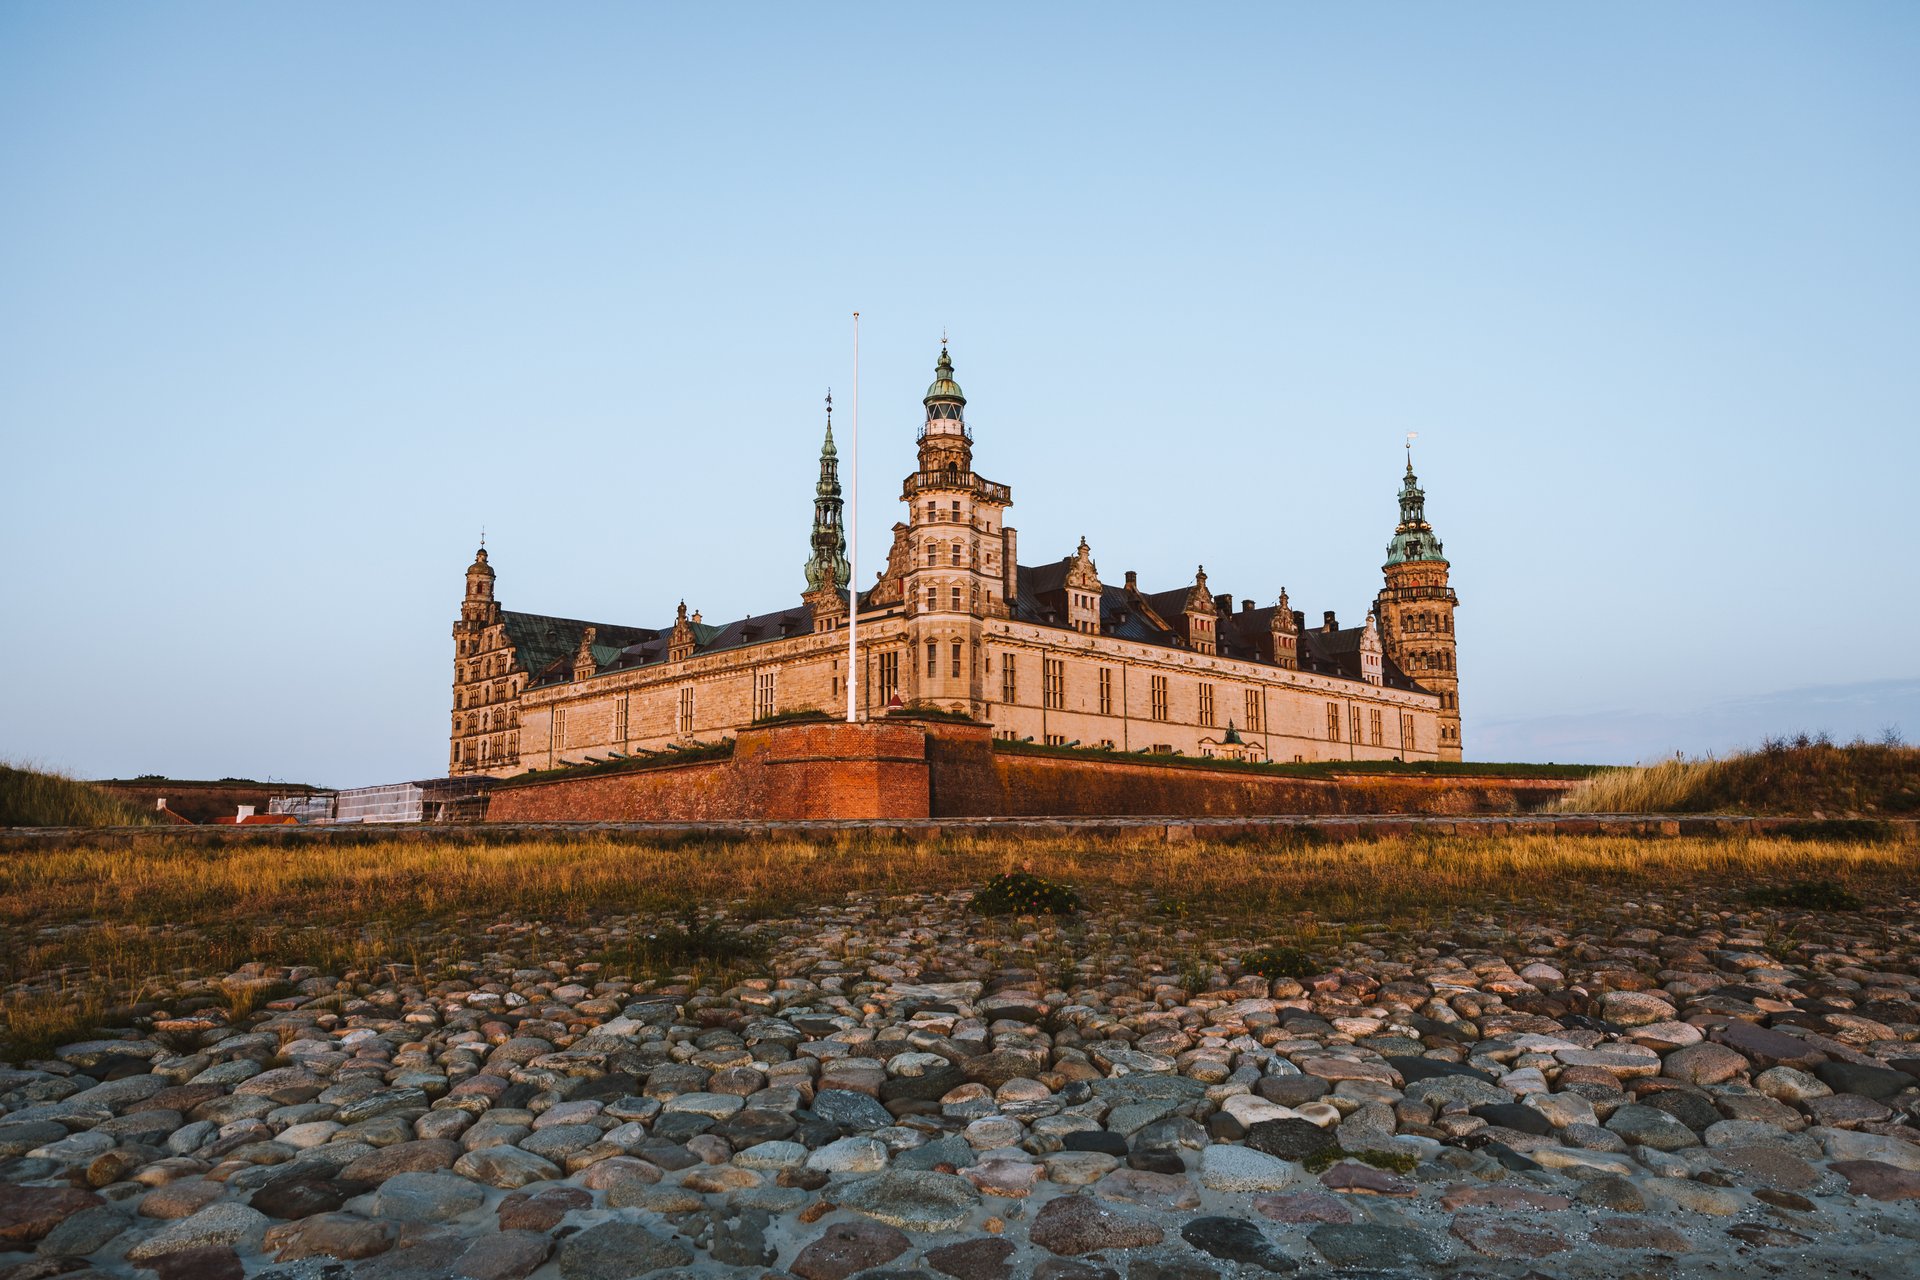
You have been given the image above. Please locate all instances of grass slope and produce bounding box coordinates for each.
[0,764,158,828]
[1557,739,1920,816]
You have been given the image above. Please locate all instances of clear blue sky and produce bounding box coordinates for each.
[3,4,1915,784]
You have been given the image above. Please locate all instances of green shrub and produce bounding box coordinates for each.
[1744,879,1864,911]
[973,872,1079,916]
[1241,945,1318,980]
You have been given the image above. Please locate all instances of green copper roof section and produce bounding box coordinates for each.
[924,346,965,404]
[1385,455,1448,566]
[804,399,851,592]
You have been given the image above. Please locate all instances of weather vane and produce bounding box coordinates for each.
[479,525,485,550]
[825,388,832,419]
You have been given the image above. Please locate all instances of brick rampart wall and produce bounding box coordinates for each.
[485,720,934,823]
[975,748,1571,817]
[479,719,1575,822]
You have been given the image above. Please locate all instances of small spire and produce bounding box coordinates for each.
[479,526,485,550]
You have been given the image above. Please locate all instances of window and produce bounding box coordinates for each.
[554,707,567,748]
[1369,708,1383,746]
[951,586,962,611]
[1097,738,1115,749]
[925,587,937,611]
[1400,714,1415,751]
[614,696,628,742]
[950,501,960,521]
[1349,705,1362,744]
[1043,658,1064,709]
[927,543,938,567]
[879,650,899,702]
[1327,702,1341,741]
[1002,655,1018,703]
[1198,682,1215,727]
[1044,733,1067,746]
[951,642,962,678]
[676,686,695,735]
[1245,690,1261,733]
[1098,667,1113,715]
[926,641,938,677]
[1150,675,1169,721]
[971,640,979,677]
[950,543,961,566]
[924,502,935,522]
[754,669,777,720]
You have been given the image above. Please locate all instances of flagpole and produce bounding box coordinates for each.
[847,311,859,723]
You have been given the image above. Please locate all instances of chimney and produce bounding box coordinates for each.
[1241,599,1254,613]
[1293,610,1306,631]
[1214,593,1232,613]
[1323,610,1338,633]
[1124,570,1137,590]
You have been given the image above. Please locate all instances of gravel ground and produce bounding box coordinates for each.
[4,881,1920,1279]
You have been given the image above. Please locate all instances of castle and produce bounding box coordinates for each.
[450,347,1461,777]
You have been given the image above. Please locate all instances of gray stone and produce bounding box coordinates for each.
[1306,1223,1443,1269]
[1199,1145,1300,1192]
[812,1088,895,1132]
[1179,1216,1295,1272]
[838,1170,981,1233]
[1606,1103,1702,1152]
[125,1202,270,1261]
[555,1220,693,1279]
[368,1172,485,1222]
[452,1145,561,1188]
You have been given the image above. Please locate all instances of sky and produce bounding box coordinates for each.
[2,4,1916,785]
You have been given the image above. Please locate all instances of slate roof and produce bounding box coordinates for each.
[512,563,1424,696]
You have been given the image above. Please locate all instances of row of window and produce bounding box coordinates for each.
[1323,702,1419,750]
[1001,662,1268,731]
[452,732,517,766]
[1402,610,1454,635]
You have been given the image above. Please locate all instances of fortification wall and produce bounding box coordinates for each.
[978,749,1570,817]
[479,719,1575,823]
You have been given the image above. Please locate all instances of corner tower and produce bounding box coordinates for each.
[451,545,521,777]
[899,343,1015,712]
[1375,452,1462,759]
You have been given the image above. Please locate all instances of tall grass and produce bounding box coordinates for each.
[1556,738,1920,815]
[0,763,158,828]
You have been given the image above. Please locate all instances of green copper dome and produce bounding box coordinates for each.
[924,346,965,404]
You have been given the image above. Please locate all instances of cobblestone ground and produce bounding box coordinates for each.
[4,881,1920,1279]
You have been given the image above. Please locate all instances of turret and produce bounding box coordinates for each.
[461,547,498,624]
[1375,449,1462,758]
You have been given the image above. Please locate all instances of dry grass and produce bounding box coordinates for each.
[1556,739,1920,815]
[4,827,1914,1058]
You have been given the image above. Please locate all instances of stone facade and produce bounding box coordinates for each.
[450,347,1462,777]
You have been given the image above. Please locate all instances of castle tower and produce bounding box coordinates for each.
[1375,452,1462,759]
[803,393,852,632]
[900,343,1014,712]
[451,545,521,777]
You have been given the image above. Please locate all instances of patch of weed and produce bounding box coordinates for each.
[1744,879,1864,911]
[973,872,1079,917]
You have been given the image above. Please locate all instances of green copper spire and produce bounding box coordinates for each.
[1384,449,1447,566]
[804,391,851,593]
[924,344,965,405]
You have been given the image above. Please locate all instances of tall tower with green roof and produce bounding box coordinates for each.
[1375,451,1462,759]
[802,393,852,632]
